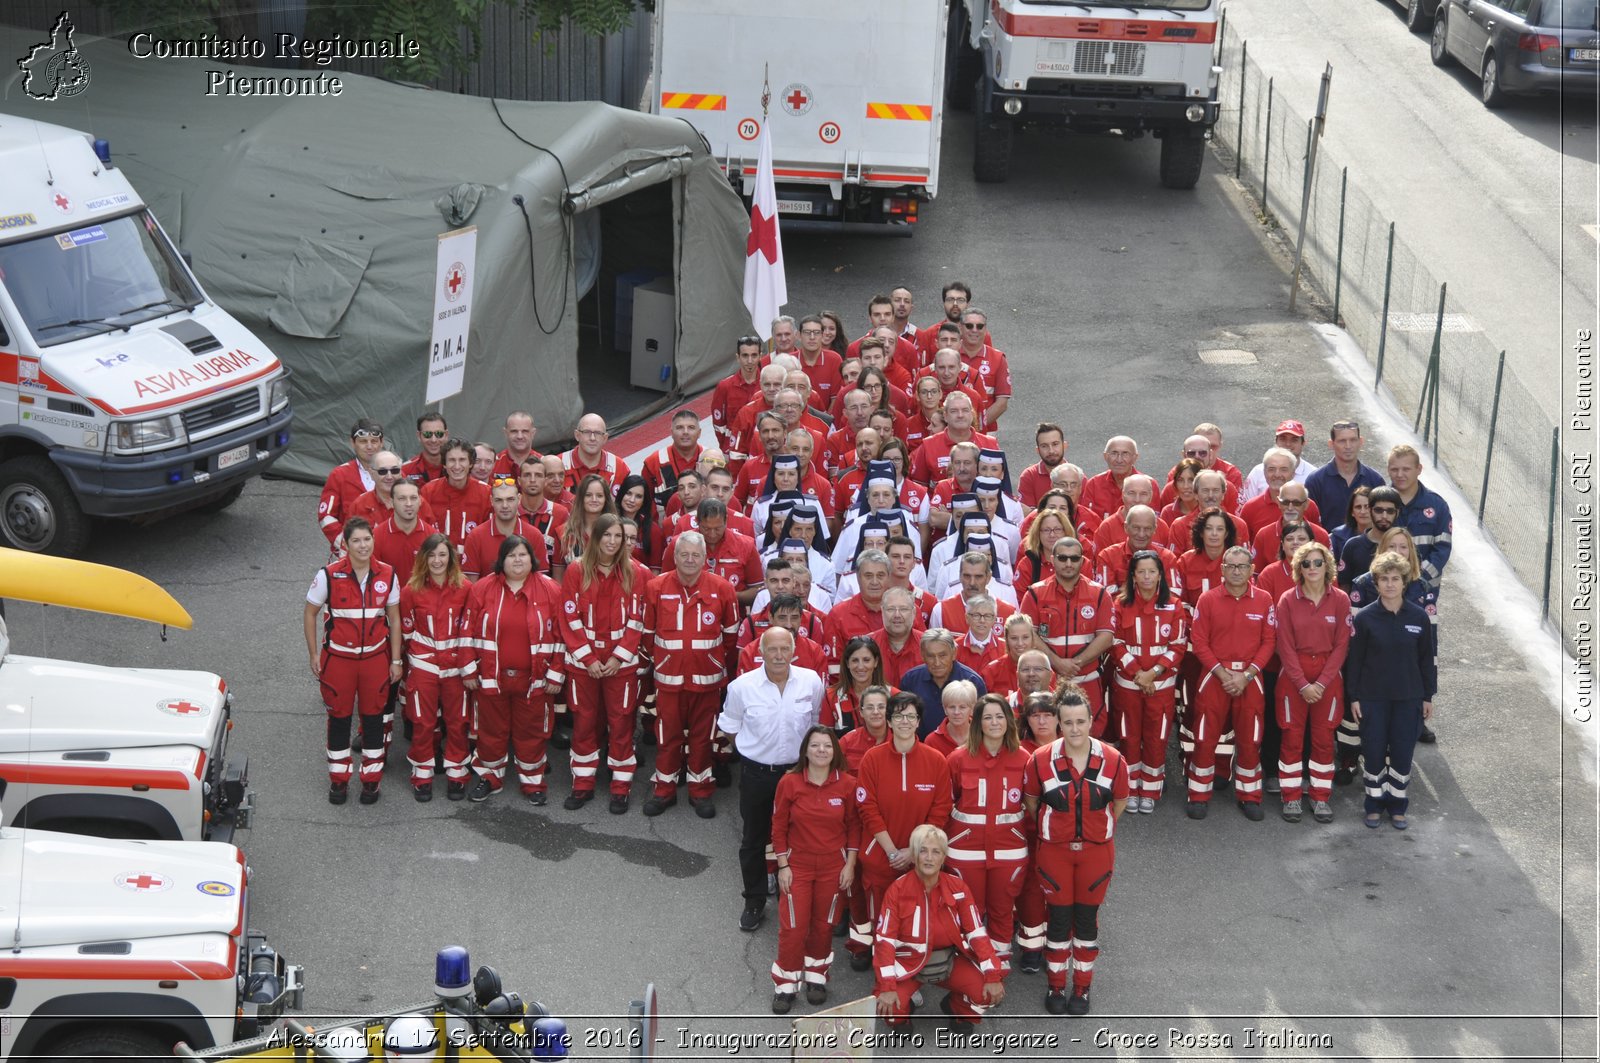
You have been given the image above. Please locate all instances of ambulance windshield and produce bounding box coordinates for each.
[0,211,202,348]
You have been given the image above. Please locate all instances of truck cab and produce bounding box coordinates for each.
[0,116,293,555]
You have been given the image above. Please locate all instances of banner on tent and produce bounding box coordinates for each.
[426,225,477,405]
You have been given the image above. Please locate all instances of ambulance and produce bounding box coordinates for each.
[652,0,947,227]
[0,116,294,555]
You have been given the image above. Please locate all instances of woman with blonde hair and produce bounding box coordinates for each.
[398,533,472,801]
[1015,507,1076,588]
[1271,540,1350,824]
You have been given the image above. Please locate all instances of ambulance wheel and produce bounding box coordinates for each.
[49,1027,168,1061]
[0,455,90,555]
[195,482,247,514]
[1159,130,1207,190]
[973,115,1013,183]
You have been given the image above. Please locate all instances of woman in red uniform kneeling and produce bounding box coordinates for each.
[1022,686,1129,1016]
[769,726,860,1014]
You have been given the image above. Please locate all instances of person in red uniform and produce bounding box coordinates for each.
[840,685,892,770]
[318,418,384,552]
[914,281,982,356]
[768,725,860,1013]
[868,587,926,686]
[953,307,1012,429]
[1094,505,1182,595]
[1273,540,1351,824]
[696,500,765,606]
[1016,422,1068,508]
[792,315,845,411]
[1091,475,1172,553]
[403,413,449,486]
[909,393,997,486]
[824,550,893,681]
[1022,686,1129,1015]
[1080,436,1144,519]
[873,824,1005,1028]
[1239,448,1323,539]
[946,694,1032,972]
[737,596,827,675]
[1011,691,1064,974]
[1251,480,1331,571]
[303,517,402,805]
[463,536,566,804]
[1158,435,1242,511]
[641,408,705,513]
[923,680,979,756]
[712,336,766,455]
[421,440,492,555]
[398,533,472,801]
[559,514,647,814]
[350,451,439,528]
[463,479,548,580]
[1110,552,1188,814]
[850,692,953,968]
[953,597,1006,675]
[373,480,439,580]
[490,411,542,478]
[981,615,1043,698]
[643,531,741,816]
[1170,470,1248,547]
[1187,545,1278,820]
[828,637,888,732]
[1020,538,1115,735]
[563,413,632,496]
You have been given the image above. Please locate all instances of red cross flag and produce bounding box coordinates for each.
[742,124,787,342]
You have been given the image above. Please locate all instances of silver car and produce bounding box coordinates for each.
[1431,0,1600,106]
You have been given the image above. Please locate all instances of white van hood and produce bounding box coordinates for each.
[0,828,242,947]
[0,652,224,753]
[39,302,279,418]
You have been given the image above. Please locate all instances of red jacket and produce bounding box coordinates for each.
[1016,462,1056,509]
[643,570,741,691]
[464,573,565,693]
[1189,584,1278,675]
[562,450,631,495]
[1273,586,1352,690]
[1080,469,1143,521]
[1023,737,1130,844]
[372,516,439,583]
[770,768,860,863]
[349,490,438,531]
[953,632,1005,676]
[1239,493,1321,540]
[856,741,952,862]
[824,594,886,676]
[1094,542,1182,598]
[910,429,999,486]
[702,529,764,594]
[559,563,647,671]
[399,580,472,677]
[873,871,1002,993]
[1092,510,1174,554]
[1110,593,1188,691]
[1019,577,1114,674]
[923,722,970,758]
[1169,508,1249,557]
[318,459,372,545]
[1175,548,1227,615]
[421,477,492,550]
[869,628,925,687]
[840,725,890,772]
[1251,519,1332,571]
[979,654,1019,698]
[711,370,761,451]
[932,594,1015,643]
[315,557,398,659]
[462,517,549,580]
[947,744,1033,862]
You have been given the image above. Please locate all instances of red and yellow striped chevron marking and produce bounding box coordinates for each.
[661,92,727,110]
[865,102,932,120]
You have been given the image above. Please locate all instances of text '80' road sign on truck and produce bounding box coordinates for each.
[653,0,947,228]
[0,116,294,555]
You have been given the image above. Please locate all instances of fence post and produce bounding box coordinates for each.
[1416,283,1446,447]
[1374,222,1396,390]
[1333,167,1348,322]
[1289,65,1332,314]
[1262,77,1274,210]
[1543,425,1559,620]
[1236,40,1248,179]
[1478,350,1507,525]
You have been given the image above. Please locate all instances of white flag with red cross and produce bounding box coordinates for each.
[742,123,787,342]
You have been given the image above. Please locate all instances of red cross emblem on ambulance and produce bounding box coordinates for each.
[53,192,71,214]
[158,698,208,716]
[116,871,172,892]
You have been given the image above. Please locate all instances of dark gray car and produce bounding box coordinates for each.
[1430,0,1600,106]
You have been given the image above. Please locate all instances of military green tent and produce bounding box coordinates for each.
[0,23,751,479]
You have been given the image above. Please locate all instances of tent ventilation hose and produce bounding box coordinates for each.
[492,97,571,336]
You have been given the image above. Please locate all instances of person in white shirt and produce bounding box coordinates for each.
[719,627,826,931]
[1240,420,1318,503]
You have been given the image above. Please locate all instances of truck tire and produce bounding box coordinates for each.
[973,114,1014,184]
[0,455,90,555]
[49,1027,170,1061]
[1159,131,1208,190]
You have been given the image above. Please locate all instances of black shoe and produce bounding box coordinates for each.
[525,789,547,806]
[468,777,499,803]
[1044,989,1069,1015]
[359,782,381,805]
[691,798,716,819]
[771,992,794,1014]
[850,951,871,972]
[1215,777,1232,792]
[1017,949,1043,974]
[609,794,630,815]
[1418,723,1437,744]
[549,730,571,750]
[1065,987,1091,1016]
[446,781,467,801]
[713,762,732,789]
[643,794,677,817]
[1335,764,1357,785]
[806,984,827,1005]
[1238,800,1264,822]
[639,726,658,748]
[1186,801,1208,820]
[413,784,433,803]
[739,903,764,932]
[328,782,349,805]
[563,791,594,811]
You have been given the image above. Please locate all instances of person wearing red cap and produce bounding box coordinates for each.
[1240,421,1318,504]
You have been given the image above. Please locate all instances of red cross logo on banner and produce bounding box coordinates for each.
[116,871,172,892]
[444,260,467,303]
[447,268,463,296]
[786,88,808,111]
[53,193,71,214]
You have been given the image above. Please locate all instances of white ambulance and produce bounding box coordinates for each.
[652,0,947,227]
[0,116,294,555]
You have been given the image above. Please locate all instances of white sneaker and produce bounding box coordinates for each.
[1143,796,1157,813]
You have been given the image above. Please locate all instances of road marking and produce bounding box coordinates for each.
[1198,348,1258,365]
[426,851,481,862]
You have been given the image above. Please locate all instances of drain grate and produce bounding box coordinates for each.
[1198,348,1259,365]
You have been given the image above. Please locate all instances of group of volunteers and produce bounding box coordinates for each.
[301,282,1450,1026]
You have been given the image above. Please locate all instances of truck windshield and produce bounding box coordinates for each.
[0,211,202,349]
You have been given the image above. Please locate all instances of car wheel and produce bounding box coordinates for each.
[1405,0,1434,32]
[0,455,90,555]
[1481,51,1508,108]
[1430,13,1452,66]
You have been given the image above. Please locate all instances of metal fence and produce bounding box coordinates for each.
[1213,23,1579,644]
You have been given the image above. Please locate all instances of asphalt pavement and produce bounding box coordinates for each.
[8,107,1595,1060]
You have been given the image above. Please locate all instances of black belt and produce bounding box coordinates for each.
[741,756,796,774]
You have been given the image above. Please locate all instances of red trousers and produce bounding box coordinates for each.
[1077,675,1109,738]
[320,652,390,785]
[406,672,471,785]
[1113,684,1176,801]
[1277,663,1344,802]
[1014,860,1048,952]
[881,957,993,1025]
[1188,671,1264,804]
[568,671,640,797]
[472,675,553,793]
[1036,840,1115,993]
[848,859,899,958]
[652,690,721,799]
[773,854,846,994]
[947,852,1027,968]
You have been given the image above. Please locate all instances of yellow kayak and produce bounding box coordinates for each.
[0,548,193,629]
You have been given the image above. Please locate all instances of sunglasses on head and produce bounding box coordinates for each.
[491,475,518,487]
[352,428,383,439]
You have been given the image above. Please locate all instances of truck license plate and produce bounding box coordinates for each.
[776,199,814,215]
[1572,48,1600,60]
[216,444,250,470]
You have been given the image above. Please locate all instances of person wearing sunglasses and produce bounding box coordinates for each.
[952,307,1011,430]
[350,450,438,530]
[318,418,385,554]
[1157,433,1241,513]
[1019,538,1114,736]
[462,477,547,581]
[1271,540,1351,825]
[403,412,449,486]
[1304,419,1384,530]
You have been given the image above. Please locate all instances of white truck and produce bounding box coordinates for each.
[949,0,1223,188]
[0,116,294,556]
[0,779,302,1061]
[652,0,947,228]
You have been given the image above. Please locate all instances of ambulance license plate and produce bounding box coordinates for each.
[776,199,814,215]
[217,444,250,470]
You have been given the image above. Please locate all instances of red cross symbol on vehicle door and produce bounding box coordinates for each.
[116,871,172,892]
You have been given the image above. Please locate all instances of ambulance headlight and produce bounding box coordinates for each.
[268,377,290,414]
[1186,104,1207,122]
[1002,97,1023,116]
[112,415,186,453]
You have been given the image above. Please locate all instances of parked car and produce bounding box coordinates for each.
[1431,0,1600,106]
[1393,0,1446,32]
